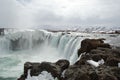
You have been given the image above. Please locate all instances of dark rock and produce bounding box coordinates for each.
[89,71,98,80]
[18,75,26,80]
[111,67,120,80]
[91,54,108,61]
[78,38,111,56]
[90,47,120,61]
[99,74,118,80]
[75,54,91,65]
[24,62,33,77]
[29,63,41,76]
[64,65,90,80]
[39,62,61,78]
[115,30,120,34]
[18,59,69,80]
[73,46,120,80]
[55,59,69,71]
[90,49,109,61]
[106,57,120,66]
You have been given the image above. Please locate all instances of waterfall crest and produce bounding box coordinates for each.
[0,29,95,79]
[0,29,85,64]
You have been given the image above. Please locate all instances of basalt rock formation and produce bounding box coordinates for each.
[78,38,111,56]
[18,59,69,80]
[63,47,120,80]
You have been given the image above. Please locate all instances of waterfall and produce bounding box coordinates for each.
[0,29,85,64]
[1,29,116,80]
[1,29,119,80]
[0,36,10,52]
[0,29,90,80]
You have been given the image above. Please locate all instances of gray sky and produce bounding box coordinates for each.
[0,0,120,28]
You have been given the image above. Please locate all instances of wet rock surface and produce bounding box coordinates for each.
[18,59,69,80]
[78,38,111,56]
[64,46,120,80]
[18,38,120,80]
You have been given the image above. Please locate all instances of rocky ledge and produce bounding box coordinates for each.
[18,38,120,80]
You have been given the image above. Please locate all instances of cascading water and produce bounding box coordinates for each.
[0,29,80,80]
[0,29,117,80]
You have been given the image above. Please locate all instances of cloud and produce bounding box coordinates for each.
[0,0,35,28]
[0,0,120,28]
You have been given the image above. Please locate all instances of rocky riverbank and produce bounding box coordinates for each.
[18,38,120,80]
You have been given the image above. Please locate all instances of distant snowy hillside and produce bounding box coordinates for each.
[39,25,120,33]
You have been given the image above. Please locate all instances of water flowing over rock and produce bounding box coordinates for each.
[0,29,83,64]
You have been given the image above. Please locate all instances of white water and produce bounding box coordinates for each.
[25,70,58,80]
[0,29,120,80]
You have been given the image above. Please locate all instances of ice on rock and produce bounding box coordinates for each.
[98,59,104,65]
[87,59,105,67]
[26,70,58,80]
[61,70,66,78]
[87,60,99,67]
[118,63,120,68]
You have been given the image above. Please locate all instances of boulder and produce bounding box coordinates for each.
[64,65,90,80]
[111,67,120,80]
[18,62,40,80]
[78,38,111,56]
[18,59,69,80]
[98,74,118,80]
[70,46,120,80]
[55,59,69,71]
[75,54,91,66]
[90,48,120,67]
[64,64,119,80]
[106,57,120,66]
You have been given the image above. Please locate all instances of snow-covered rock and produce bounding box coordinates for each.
[25,70,58,80]
[118,63,120,68]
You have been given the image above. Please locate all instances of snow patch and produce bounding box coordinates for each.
[25,70,58,80]
[118,63,120,68]
[61,70,66,78]
[87,59,104,67]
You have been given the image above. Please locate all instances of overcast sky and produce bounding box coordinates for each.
[0,0,120,28]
